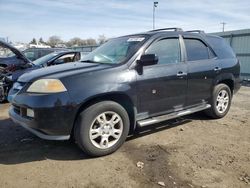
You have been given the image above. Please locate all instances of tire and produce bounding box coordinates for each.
[205,83,232,119]
[74,101,130,157]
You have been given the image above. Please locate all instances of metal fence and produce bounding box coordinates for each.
[68,45,99,53]
[212,29,250,81]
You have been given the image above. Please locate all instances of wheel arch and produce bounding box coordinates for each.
[218,79,234,94]
[214,73,235,94]
[71,92,137,137]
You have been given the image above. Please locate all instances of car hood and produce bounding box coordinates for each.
[0,41,30,64]
[18,62,112,83]
[11,66,40,82]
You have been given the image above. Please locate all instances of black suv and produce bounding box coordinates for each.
[9,28,241,156]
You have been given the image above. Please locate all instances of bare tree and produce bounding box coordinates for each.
[85,38,97,45]
[47,36,63,47]
[67,37,87,47]
[98,34,107,44]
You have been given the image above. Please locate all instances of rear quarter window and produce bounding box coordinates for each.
[184,39,209,61]
[206,36,236,59]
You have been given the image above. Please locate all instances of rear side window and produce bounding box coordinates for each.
[184,39,209,61]
[206,36,235,58]
[145,38,181,64]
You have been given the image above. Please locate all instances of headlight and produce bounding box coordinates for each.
[27,79,67,93]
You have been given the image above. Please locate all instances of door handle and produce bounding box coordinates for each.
[214,67,222,71]
[177,71,187,77]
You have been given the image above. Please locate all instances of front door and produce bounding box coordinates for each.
[136,37,188,119]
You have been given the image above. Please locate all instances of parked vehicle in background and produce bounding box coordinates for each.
[8,28,241,157]
[0,40,32,102]
[29,42,51,49]
[0,40,32,76]
[0,42,81,102]
[23,48,68,61]
[32,51,81,67]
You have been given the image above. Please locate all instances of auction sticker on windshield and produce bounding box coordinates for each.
[127,37,145,42]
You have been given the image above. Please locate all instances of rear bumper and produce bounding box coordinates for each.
[234,77,241,94]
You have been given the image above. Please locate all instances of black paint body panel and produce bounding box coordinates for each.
[8,31,241,137]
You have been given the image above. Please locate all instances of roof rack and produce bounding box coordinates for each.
[148,27,183,32]
[186,30,205,34]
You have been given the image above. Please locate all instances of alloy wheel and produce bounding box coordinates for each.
[216,89,229,114]
[89,111,123,149]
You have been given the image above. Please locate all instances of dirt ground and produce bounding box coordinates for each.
[0,87,249,188]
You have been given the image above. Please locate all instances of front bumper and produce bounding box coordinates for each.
[9,106,70,140]
[8,89,78,140]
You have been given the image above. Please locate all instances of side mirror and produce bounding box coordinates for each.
[137,54,158,67]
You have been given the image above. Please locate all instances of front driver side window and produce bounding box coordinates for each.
[145,38,181,64]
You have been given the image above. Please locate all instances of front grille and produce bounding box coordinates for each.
[12,104,34,120]
[13,105,21,115]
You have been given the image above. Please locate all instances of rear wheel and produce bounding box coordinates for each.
[74,101,130,157]
[205,83,232,119]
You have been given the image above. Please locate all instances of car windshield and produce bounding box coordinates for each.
[81,35,148,64]
[33,52,59,66]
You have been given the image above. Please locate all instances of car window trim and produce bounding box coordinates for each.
[51,52,75,63]
[140,36,185,68]
[182,36,217,62]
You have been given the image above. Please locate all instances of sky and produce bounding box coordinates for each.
[0,0,250,43]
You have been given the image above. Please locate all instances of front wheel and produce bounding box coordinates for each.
[205,84,232,119]
[74,101,130,157]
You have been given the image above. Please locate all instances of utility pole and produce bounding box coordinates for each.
[153,1,158,30]
[221,22,226,32]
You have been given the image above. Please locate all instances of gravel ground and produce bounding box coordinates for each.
[0,87,249,188]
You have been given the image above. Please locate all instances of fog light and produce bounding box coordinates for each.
[26,108,34,118]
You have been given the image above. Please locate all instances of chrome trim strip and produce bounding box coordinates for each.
[137,104,211,127]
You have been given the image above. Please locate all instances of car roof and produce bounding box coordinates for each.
[54,50,80,54]
[24,48,69,51]
[121,28,222,40]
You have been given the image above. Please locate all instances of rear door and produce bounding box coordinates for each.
[183,36,218,106]
[136,36,188,118]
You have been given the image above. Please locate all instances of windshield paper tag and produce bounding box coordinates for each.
[127,37,145,42]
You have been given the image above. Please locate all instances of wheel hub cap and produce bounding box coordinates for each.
[216,90,229,114]
[89,111,123,149]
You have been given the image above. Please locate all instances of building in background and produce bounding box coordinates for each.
[212,29,250,81]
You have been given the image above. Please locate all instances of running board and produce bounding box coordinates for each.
[137,104,211,127]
